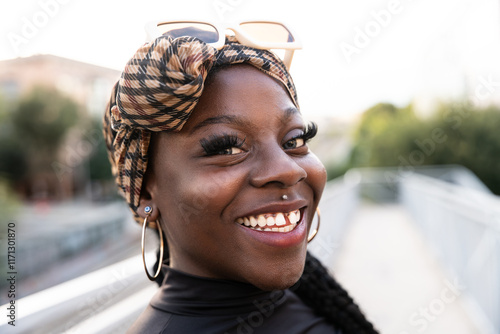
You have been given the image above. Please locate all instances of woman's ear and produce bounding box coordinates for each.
[137,173,160,221]
[138,199,160,221]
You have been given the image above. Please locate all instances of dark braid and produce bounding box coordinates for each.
[291,252,378,334]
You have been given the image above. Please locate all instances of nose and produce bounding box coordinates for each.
[249,143,307,188]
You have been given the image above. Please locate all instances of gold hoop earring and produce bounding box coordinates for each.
[141,206,164,281]
[307,208,321,243]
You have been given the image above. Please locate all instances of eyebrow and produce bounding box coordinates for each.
[190,107,300,134]
[283,107,299,120]
[190,115,246,134]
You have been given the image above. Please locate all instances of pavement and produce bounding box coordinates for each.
[1,200,485,333]
[331,203,480,334]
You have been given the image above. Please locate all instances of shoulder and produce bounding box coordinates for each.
[126,304,237,334]
[126,304,173,334]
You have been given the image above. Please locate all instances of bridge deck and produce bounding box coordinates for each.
[331,203,479,334]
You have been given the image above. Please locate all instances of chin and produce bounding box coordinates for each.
[254,274,302,291]
[248,253,306,291]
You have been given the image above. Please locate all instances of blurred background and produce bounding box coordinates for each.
[0,0,499,333]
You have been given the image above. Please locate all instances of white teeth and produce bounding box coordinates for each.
[266,216,275,226]
[275,213,286,226]
[257,215,267,227]
[289,210,300,225]
[237,209,302,233]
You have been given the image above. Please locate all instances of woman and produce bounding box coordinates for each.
[104,23,377,333]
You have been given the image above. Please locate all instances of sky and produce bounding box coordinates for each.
[1,0,500,120]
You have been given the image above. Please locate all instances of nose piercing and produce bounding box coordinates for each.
[281,195,288,200]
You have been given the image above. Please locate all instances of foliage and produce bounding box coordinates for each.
[349,102,417,167]
[11,86,79,155]
[0,87,82,198]
[0,129,27,183]
[431,104,500,193]
[0,86,116,201]
[87,118,113,181]
[343,101,500,194]
[325,159,351,181]
[0,93,28,183]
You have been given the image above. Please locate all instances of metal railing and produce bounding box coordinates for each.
[400,173,500,334]
[2,165,498,333]
[0,253,157,334]
[0,177,364,334]
[341,165,500,333]
[310,175,361,266]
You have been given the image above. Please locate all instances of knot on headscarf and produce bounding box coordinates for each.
[113,36,216,133]
[104,35,298,225]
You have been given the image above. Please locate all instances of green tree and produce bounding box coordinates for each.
[350,102,417,167]
[87,118,113,181]
[347,100,500,194]
[4,86,82,198]
[431,104,500,193]
[11,86,80,157]
[0,93,27,184]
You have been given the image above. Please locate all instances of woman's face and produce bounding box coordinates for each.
[142,64,327,291]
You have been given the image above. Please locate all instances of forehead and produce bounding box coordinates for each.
[181,64,300,133]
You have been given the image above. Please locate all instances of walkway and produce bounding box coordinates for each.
[331,203,479,334]
[0,201,486,333]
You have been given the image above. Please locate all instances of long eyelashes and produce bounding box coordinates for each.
[282,122,318,150]
[200,133,245,156]
[199,122,318,156]
[299,122,318,143]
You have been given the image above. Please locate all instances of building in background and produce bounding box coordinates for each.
[0,54,120,116]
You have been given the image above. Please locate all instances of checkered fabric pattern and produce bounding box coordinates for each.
[103,35,299,226]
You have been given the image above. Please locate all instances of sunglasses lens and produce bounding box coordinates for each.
[156,22,219,43]
[238,22,294,44]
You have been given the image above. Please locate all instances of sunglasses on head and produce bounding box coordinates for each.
[145,20,302,69]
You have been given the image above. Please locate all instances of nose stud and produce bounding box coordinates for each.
[281,195,288,200]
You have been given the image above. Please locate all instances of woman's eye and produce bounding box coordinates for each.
[282,122,318,150]
[220,147,244,155]
[200,133,246,156]
[283,137,305,150]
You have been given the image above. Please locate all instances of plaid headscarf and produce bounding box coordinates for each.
[103,35,299,226]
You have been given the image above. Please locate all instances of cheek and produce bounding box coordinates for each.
[155,165,248,274]
[158,166,246,226]
[302,153,327,201]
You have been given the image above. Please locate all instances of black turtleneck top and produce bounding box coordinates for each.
[127,267,340,333]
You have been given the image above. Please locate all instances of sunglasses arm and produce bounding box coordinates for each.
[283,50,294,70]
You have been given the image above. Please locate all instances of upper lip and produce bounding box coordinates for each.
[235,199,308,220]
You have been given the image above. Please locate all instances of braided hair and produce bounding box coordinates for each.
[291,252,378,333]
[151,230,378,334]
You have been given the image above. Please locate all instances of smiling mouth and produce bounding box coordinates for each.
[235,209,302,232]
